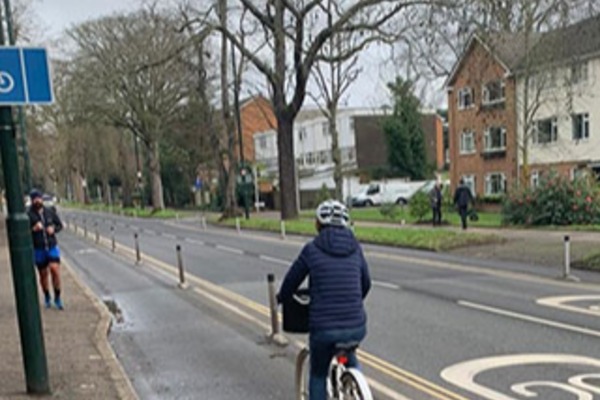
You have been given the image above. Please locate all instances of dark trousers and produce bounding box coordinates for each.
[432,206,442,226]
[459,206,468,230]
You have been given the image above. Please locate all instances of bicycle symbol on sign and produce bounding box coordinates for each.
[0,71,15,94]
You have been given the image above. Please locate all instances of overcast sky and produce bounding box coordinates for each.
[30,0,442,109]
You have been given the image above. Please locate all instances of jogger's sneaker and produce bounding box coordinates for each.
[44,293,52,309]
[54,298,64,310]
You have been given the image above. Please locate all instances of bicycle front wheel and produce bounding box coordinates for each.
[340,369,373,400]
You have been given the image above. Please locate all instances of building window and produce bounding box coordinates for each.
[306,152,315,165]
[534,118,558,144]
[298,128,307,142]
[484,126,507,152]
[462,175,476,197]
[258,136,267,150]
[531,171,540,188]
[297,157,305,167]
[322,122,330,137]
[319,150,330,164]
[571,62,589,84]
[458,88,474,110]
[482,80,505,105]
[485,173,506,196]
[460,131,476,154]
[572,113,590,141]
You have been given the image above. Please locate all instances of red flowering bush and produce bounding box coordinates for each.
[503,172,600,226]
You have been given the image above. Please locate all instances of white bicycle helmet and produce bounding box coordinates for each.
[316,200,350,228]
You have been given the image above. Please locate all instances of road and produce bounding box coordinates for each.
[62,210,600,400]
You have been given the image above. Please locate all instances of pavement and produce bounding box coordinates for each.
[0,221,137,399]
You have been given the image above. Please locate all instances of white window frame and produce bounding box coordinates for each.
[322,122,330,137]
[461,174,476,197]
[485,173,507,196]
[482,80,506,105]
[460,130,476,155]
[298,128,307,142]
[458,87,474,110]
[571,62,589,85]
[258,136,268,150]
[306,152,314,165]
[484,126,507,152]
[533,117,558,145]
[572,113,590,141]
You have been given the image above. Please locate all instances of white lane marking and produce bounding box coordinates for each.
[537,295,600,317]
[441,354,600,400]
[258,255,290,266]
[76,249,98,255]
[185,238,205,246]
[145,230,157,235]
[372,280,400,290]
[215,245,244,255]
[458,300,600,338]
[163,233,176,239]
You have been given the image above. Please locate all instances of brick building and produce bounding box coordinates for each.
[239,96,276,163]
[446,15,600,197]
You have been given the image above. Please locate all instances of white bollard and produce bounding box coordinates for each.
[176,213,180,221]
[280,220,286,240]
[235,217,241,234]
[202,216,207,231]
[564,235,571,278]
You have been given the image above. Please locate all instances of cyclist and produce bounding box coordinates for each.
[278,200,371,400]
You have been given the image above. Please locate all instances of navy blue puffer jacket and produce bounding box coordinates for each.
[278,226,371,332]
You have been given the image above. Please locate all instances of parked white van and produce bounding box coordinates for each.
[351,180,433,207]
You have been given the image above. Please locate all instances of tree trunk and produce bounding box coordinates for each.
[148,141,165,210]
[118,135,134,208]
[329,107,343,201]
[71,167,84,204]
[277,114,299,220]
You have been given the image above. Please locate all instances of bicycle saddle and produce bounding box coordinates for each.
[334,341,360,352]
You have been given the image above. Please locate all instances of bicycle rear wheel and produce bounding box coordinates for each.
[340,369,373,400]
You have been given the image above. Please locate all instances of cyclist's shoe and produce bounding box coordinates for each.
[44,294,51,309]
[54,298,64,311]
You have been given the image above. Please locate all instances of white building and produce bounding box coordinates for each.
[517,15,600,183]
[254,107,383,201]
[255,107,383,174]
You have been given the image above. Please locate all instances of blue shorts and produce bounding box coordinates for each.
[34,247,61,269]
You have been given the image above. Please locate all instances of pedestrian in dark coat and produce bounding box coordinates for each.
[453,179,474,230]
[429,183,443,226]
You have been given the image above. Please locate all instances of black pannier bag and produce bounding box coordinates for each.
[282,288,310,333]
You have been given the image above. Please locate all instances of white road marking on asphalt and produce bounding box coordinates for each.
[145,230,157,235]
[185,238,205,246]
[163,233,176,239]
[441,354,600,400]
[75,249,98,255]
[537,295,600,317]
[258,255,290,266]
[372,281,400,290]
[215,245,244,255]
[458,300,600,338]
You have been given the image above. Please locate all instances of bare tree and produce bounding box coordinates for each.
[67,7,196,210]
[309,0,363,201]
[186,0,443,219]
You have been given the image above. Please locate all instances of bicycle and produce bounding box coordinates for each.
[295,342,373,400]
[283,290,373,400]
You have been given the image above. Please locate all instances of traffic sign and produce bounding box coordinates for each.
[0,48,53,105]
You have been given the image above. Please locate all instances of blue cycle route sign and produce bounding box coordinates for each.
[0,47,53,105]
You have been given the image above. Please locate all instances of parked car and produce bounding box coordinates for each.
[351,180,433,207]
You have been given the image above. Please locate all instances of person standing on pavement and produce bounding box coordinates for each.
[429,183,443,226]
[453,179,474,230]
[277,200,371,400]
[27,190,64,310]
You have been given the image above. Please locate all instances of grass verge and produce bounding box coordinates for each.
[573,251,600,271]
[218,217,502,252]
[62,202,195,219]
[301,208,504,228]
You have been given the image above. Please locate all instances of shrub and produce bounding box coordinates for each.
[316,183,332,204]
[409,191,431,222]
[502,172,600,226]
[379,203,400,221]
